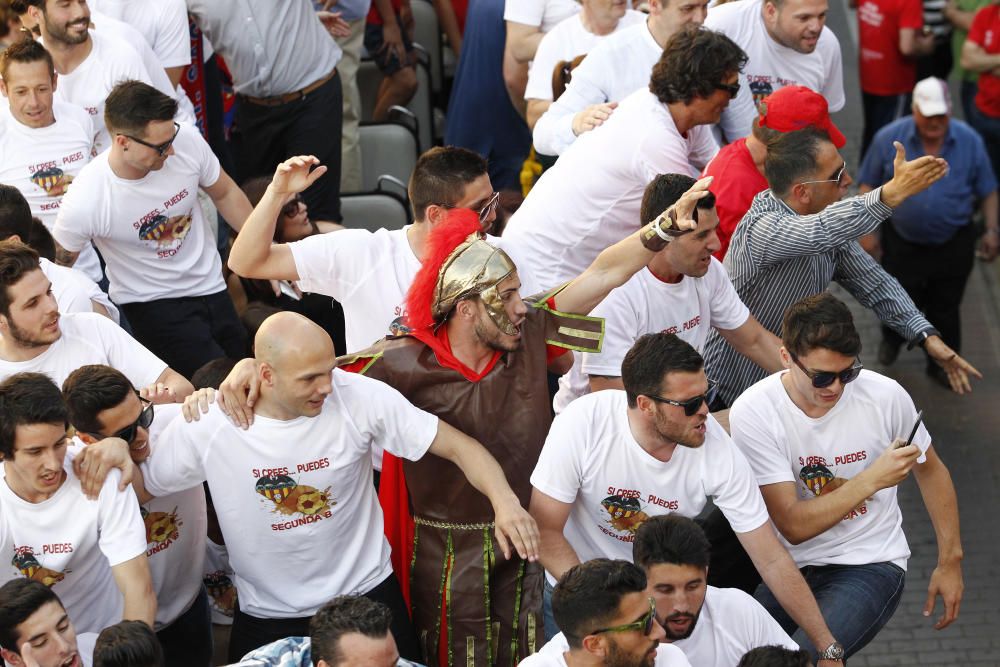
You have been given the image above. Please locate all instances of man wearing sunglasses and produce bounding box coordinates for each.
[0,373,156,636]
[52,80,254,379]
[704,118,981,407]
[729,293,963,661]
[63,365,211,667]
[531,333,846,666]
[521,559,692,666]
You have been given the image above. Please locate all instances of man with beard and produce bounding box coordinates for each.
[520,559,691,667]
[704,0,844,113]
[530,333,846,665]
[0,240,191,399]
[632,515,797,666]
[0,579,97,667]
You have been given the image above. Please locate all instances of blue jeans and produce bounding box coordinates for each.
[157,586,213,667]
[542,577,559,642]
[968,104,1000,189]
[754,561,905,660]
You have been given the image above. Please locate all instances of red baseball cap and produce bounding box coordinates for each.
[757,85,846,149]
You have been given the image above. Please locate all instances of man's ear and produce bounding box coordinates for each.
[778,346,792,369]
[581,633,608,657]
[1,646,25,667]
[77,431,98,445]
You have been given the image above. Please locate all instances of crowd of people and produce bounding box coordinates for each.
[0,0,995,665]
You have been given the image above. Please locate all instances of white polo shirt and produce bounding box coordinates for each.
[504,87,719,290]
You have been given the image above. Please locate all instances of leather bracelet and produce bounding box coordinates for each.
[640,207,681,252]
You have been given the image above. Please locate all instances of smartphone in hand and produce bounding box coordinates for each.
[895,410,924,449]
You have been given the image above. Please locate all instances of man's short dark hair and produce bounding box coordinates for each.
[0,185,33,243]
[649,27,747,106]
[782,292,861,358]
[621,333,705,408]
[28,219,56,262]
[62,365,135,436]
[0,239,41,319]
[0,579,62,654]
[191,357,240,390]
[639,173,716,226]
[0,37,54,81]
[310,595,393,667]
[93,621,164,667]
[737,645,812,667]
[0,372,68,460]
[104,80,177,137]
[633,515,711,570]
[408,146,488,221]
[763,128,829,197]
[552,559,648,649]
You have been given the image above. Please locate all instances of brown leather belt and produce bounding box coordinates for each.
[239,68,337,107]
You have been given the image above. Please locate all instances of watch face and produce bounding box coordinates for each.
[821,642,846,659]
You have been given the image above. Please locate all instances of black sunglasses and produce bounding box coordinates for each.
[120,122,181,157]
[790,355,863,389]
[280,196,304,218]
[86,394,155,445]
[715,81,740,99]
[643,382,715,417]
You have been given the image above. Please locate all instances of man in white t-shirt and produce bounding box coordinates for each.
[503,0,580,109]
[502,28,742,291]
[729,292,963,660]
[53,80,253,378]
[572,173,781,409]
[88,0,190,88]
[632,515,798,667]
[520,559,691,667]
[0,186,116,322]
[529,333,846,665]
[523,1,645,130]
[703,0,844,112]
[0,241,192,401]
[134,311,538,662]
[0,579,98,667]
[0,373,156,635]
[229,148,538,354]
[0,40,104,283]
[532,0,757,156]
[63,365,210,667]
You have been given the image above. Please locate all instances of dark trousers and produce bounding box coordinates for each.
[157,586,213,667]
[120,289,248,379]
[881,221,976,359]
[232,72,343,223]
[861,92,912,161]
[916,39,954,82]
[227,573,420,663]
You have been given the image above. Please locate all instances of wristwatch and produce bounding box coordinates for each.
[908,327,941,350]
[818,641,845,661]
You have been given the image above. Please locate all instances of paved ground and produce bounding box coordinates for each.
[826,2,1000,663]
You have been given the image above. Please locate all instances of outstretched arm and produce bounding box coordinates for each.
[716,316,783,373]
[427,420,540,562]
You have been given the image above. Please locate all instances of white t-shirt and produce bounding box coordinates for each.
[504,0,580,33]
[530,391,769,581]
[141,370,439,618]
[289,226,541,353]
[531,21,757,156]
[504,88,719,290]
[204,539,236,625]
[521,632,692,667]
[0,460,147,634]
[704,0,845,112]
[729,370,930,569]
[0,101,103,281]
[0,312,166,387]
[674,586,797,666]
[525,10,646,101]
[140,403,207,630]
[77,632,97,667]
[50,31,154,155]
[90,0,192,69]
[40,258,119,324]
[53,125,225,304]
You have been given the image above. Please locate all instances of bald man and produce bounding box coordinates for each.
[126,312,538,661]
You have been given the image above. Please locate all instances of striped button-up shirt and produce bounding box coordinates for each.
[705,187,931,405]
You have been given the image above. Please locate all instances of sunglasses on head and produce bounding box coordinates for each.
[790,355,863,388]
[119,122,181,157]
[86,393,154,445]
[591,598,658,637]
[643,381,715,417]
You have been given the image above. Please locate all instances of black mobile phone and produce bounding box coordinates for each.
[897,410,924,448]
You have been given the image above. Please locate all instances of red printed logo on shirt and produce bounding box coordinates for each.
[252,463,336,531]
[29,166,74,197]
[11,546,68,586]
[142,506,182,557]
[799,463,867,521]
[204,570,237,617]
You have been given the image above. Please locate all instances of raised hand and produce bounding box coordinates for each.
[880,141,949,208]
[269,156,328,198]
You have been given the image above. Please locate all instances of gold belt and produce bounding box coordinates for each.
[413,517,494,530]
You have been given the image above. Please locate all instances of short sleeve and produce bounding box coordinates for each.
[969,128,999,197]
[504,0,543,26]
[90,315,169,388]
[141,414,212,497]
[884,380,930,461]
[529,406,588,504]
[52,178,98,252]
[820,35,846,112]
[351,373,439,462]
[191,130,222,189]
[154,0,194,67]
[729,391,799,486]
[96,470,148,566]
[526,28,562,100]
[857,131,893,187]
[899,0,924,29]
[705,260,750,330]
[581,283,642,378]
[703,421,771,532]
[288,229,373,298]
[968,6,991,45]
